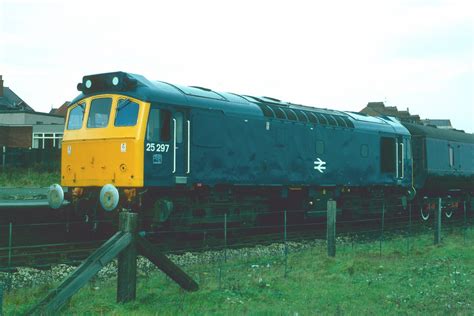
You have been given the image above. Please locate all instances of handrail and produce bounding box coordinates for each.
[187,120,191,174]
[172,118,177,174]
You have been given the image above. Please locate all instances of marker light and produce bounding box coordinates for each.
[112,76,119,86]
[85,79,92,88]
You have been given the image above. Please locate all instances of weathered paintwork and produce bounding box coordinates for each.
[67,72,413,191]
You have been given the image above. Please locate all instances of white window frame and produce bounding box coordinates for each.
[32,133,63,149]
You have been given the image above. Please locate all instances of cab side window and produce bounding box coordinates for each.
[380,137,396,173]
[147,108,171,142]
[175,112,183,144]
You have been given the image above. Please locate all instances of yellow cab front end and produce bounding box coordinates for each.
[46,72,152,218]
[62,94,149,188]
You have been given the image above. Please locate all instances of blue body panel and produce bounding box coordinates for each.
[72,72,413,190]
[172,111,411,187]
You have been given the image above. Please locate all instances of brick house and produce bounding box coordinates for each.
[360,102,455,130]
[49,101,70,117]
[0,75,65,149]
[360,102,421,124]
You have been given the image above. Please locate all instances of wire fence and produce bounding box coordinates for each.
[0,199,474,271]
[0,197,472,295]
[133,200,473,313]
[1,146,60,170]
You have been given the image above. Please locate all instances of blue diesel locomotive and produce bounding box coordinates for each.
[47,72,473,228]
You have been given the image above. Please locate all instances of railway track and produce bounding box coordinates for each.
[0,240,104,271]
[0,191,472,270]
[1,211,469,270]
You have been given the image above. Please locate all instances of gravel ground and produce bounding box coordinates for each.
[0,239,328,290]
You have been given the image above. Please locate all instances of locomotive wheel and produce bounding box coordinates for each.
[420,206,430,221]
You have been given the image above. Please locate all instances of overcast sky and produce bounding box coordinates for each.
[1,0,472,132]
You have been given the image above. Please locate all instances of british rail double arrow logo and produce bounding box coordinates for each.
[314,158,326,173]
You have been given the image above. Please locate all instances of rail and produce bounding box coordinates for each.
[0,198,471,271]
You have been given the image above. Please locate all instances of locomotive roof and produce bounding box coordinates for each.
[402,122,474,143]
[71,71,409,135]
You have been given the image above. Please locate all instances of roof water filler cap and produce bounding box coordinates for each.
[100,184,120,211]
[48,184,64,209]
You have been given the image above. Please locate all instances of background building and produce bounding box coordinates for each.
[49,101,70,117]
[360,102,421,124]
[0,75,65,149]
[420,119,453,129]
[0,75,35,112]
[360,102,456,130]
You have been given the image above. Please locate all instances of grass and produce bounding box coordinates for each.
[0,167,59,187]
[4,229,474,315]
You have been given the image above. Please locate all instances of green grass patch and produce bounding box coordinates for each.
[0,167,59,187]
[4,231,474,315]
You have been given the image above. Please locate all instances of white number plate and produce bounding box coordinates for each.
[146,143,170,152]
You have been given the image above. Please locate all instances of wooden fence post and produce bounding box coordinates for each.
[117,212,138,303]
[464,201,467,243]
[379,202,385,257]
[2,146,5,169]
[224,213,227,263]
[327,200,336,257]
[284,209,288,276]
[0,284,3,316]
[29,211,197,314]
[407,202,412,255]
[434,198,442,245]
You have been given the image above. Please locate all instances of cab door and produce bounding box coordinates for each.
[396,136,405,179]
[171,108,191,183]
[144,104,190,186]
[380,135,408,181]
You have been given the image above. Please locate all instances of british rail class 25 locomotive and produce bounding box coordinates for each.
[47,71,474,229]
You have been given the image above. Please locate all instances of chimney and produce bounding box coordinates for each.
[0,75,3,97]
